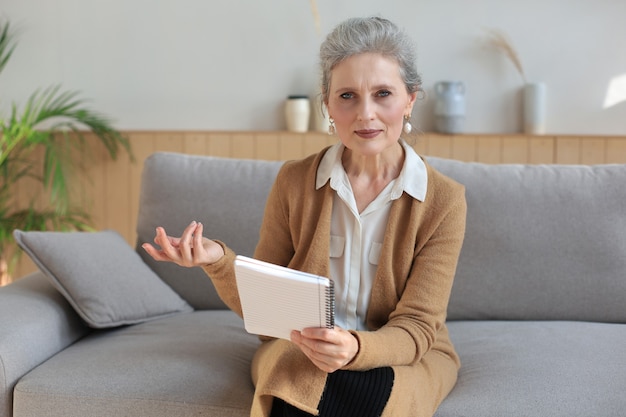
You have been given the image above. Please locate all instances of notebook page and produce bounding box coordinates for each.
[234,255,333,340]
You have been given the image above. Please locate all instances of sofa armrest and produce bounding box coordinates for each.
[0,271,91,416]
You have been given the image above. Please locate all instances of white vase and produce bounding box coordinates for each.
[523,82,546,135]
[434,81,466,134]
[285,96,310,133]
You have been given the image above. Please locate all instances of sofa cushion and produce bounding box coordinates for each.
[136,152,284,310]
[13,229,192,328]
[435,321,626,417]
[427,158,626,323]
[13,310,259,417]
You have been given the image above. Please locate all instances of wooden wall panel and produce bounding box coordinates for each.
[476,136,502,163]
[9,131,626,280]
[581,138,606,164]
[606,138,626,164]
[255,133,281,161]
[501,136,529,163]
[556,137,582,164]
[529,137,554,164]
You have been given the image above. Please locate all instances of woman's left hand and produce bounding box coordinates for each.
[290,327,359,373]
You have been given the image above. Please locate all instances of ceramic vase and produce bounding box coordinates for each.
[285,95,310,133]
[523,82,546,135]
[434,81,466,134]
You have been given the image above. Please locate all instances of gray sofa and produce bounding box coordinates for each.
[2,150,626,417]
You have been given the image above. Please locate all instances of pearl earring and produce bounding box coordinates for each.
[328,118,336,135]
[403,116,412,135]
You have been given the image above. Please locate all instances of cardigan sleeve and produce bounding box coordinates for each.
[201,242,243,317]
[253,162,297,267]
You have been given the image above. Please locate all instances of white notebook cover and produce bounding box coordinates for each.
[234,255,335,340]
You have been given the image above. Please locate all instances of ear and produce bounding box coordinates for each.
[324,96,332,120]
[405,91,418,114]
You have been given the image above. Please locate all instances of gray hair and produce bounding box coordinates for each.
[319,17,422,102]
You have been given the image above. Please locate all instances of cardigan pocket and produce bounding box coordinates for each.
[330,235,345,258]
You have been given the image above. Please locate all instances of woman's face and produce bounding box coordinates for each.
[326,52,417,157]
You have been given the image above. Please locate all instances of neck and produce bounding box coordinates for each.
[341,141,404,182]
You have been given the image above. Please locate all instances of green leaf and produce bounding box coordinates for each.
[0,19,134,281]
[0,19,17,75]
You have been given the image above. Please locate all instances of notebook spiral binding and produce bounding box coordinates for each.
[326,280,336,328]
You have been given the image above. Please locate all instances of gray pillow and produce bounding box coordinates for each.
[13,229,193,328]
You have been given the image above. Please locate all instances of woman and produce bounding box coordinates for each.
[143,16,466,417]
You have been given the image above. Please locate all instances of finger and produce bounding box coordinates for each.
[292,331,345,372]
[152,228,189,254]
[167,235,181,248]
[154,227,181,261]
[294,331,335,360]
[142,243,164,260]
[178,221,198,263]
[300,327,338,344]
[300,329,357,364]
[297,330,339,356]
[193,222,205,262]
[142,242,178,263]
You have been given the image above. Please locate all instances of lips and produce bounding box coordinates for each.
[354,129,382,139]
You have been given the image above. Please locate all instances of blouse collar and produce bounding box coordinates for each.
[316,139,428,202]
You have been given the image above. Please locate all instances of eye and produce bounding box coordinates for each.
[340,92,354,99]
[376,90,391,97]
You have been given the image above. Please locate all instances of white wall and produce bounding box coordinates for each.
[1,0,625,135]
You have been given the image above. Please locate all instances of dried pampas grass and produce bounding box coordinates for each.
[485,28,526,83]
[309,0,321,36]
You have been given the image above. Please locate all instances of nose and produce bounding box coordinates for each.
[357,97,375,121]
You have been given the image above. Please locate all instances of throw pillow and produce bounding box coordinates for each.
[13,229,193,328]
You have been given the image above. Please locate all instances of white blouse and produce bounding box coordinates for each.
[315,140,428,330]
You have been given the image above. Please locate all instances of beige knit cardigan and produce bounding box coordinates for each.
[203,147,467,417]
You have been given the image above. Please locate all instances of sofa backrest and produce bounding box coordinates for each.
[137,152,626,323]
[136,152,283,309]
[427,157,626,323]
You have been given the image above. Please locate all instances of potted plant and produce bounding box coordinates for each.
[0,19,133,285]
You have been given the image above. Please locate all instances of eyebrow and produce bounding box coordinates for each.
[333,84,397,93]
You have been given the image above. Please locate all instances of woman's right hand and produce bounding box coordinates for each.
[142,221,225,268]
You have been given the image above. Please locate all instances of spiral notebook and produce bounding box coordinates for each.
[234,255,335,340]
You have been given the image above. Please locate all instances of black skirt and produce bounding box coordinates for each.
[270,367,394,417]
